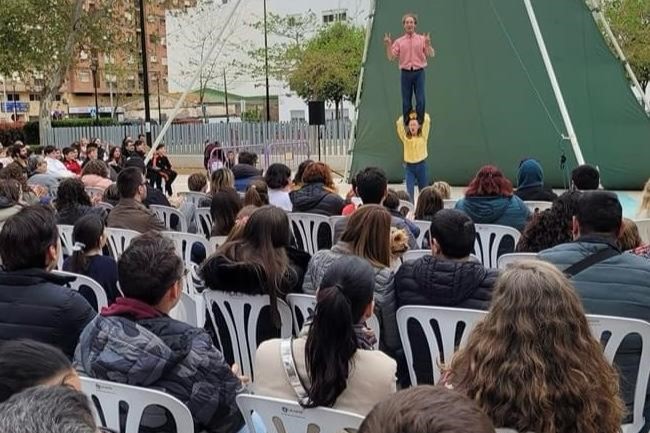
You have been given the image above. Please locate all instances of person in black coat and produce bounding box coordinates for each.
[0,205,95,359]
[514,158,557,202]
[290,162,345,217]
[148,144,177,196]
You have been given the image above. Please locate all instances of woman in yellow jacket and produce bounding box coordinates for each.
[396,111,430,201]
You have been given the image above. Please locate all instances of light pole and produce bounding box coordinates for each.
[11,80,17,122]
[263,0,271,122]
[156,71,162,124]
[137,0,153,148]
[90,54,100,125]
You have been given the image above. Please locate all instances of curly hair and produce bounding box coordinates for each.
[81,159,109,178]
[465,165,513,197]
[55,178,92,211]
[516,191,580,252]
[0,162,29,193]
[446,260,624,433]
[302,162,336,191]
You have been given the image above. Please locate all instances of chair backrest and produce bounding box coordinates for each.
[169,292,205,327]
[161,231,214,267]
[587,314,650,433]
[474,224,521,268]
[179,191,209,207]
[105,227,140,260]
[150,205,188,232]
[57,224,75,269]
[288,213,332,255]
[195,207,213,238]
[286,293,380,349]
[398,200,415,217]
[402,249,430,262]
[85,187,105,198]
[52,270,108,311]
[412,219,430,247]
[203,290,292,380]
[524,200,553,213]
[236,394,364,433]
[497,252,539,269]
[329,215,347,240]
[443,199,458,209]
[397,305,488,385]
[80,377,194,433]
[634,219,650,244]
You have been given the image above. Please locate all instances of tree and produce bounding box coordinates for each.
[287,22,365,118]
[605,0,650,87]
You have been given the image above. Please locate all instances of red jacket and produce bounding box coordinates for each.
[64,159,81,175]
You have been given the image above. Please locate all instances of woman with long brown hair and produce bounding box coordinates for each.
[302,204,399,355]
[444,260,624,433]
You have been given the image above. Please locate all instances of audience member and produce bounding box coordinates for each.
[384,189,420,238]
[210,188,242,236]
[102,184,119,207]
[265,163,293,211]
[0,386,98,433]
[431,180,451,200]
[638,177,650,218]
[514,158,557,201]
[0,179,22,226]
[243,179,269,207]
[121,136,135,159]
[455,165,530,231]
[414,186,444,222]
[76,232,245,433]
[290,161,344,216]
[107,145,124,173]
[0,340,80,403]
[359,386,495,433]
[232,151,262,191]
[516,191,581,253]
[9,142,29,175]
[303,205,399,355]
[334,167,417,249]
[538,191,650,423]
[209,167,235,195]
[0,205,95,358]
[225,150,236,169]
[292,159,313,190]
[123,157,171,207]
[107,167,165,233]
[444,261,623,433]
[619,218,643,251]
[27,156,59,196]
[133,139,146,159]
[224,205,259,242]
[571,164,600,190]
[62,147,81,175]
[255,255,396,415]
[80,159,113,191]
[43,146,75,179]
[55,178,105,226]
[203,140,221,171]
[81,142,98,169]
[63,214,119,305]
[188,172,208,193]
[149,144,177,195]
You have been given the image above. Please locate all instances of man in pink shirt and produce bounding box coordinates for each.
[384,13,435,129]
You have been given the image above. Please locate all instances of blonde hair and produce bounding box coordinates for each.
[619,218,642,250]
[638,178,650,218]
[431,181,451,200]
[210,168,234,195]
[446,261,624,433]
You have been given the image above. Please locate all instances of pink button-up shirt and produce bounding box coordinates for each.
[391,33,428,70]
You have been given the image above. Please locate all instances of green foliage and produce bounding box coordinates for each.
[23,121,40,144]
[51,118,118,127]
[605,0,650,86]
[241,108,263,122]
[0,123,26,147]
[287,22,365,105]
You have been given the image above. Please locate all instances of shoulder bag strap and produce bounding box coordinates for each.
[564,247,620,278]
[280,338,310,405]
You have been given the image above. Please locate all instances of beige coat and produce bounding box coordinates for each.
[253,337,397,416]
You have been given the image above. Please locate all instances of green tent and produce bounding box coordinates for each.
[348,0,650,189]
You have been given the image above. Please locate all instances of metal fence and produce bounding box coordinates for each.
[45,120,351,170]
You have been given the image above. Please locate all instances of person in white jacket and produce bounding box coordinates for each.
[44,146,75,179]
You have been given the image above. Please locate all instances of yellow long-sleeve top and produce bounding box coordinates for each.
[396,114,430,163]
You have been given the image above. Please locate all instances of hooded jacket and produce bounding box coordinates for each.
[75,297,244,433]
[290,183,345,217]
[395,255,498,309]
[454,195,530,232]
[515,159,557,202]
[0,197,21,226]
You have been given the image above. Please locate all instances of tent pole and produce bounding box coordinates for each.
[344,0,376,182]
[523,0,585,166]
[587,0,648,110]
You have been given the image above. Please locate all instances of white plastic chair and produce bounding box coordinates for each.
[524,200,553,213]
[179,191,209,207]
[286,293,380,349]
[397,305,487,385]
[289,213,332,255]
[52,270,108,311]
[329,215,347,242]
[497,252,539,269]
[203,291,292,381]
[443,199,458,209]
[402,249,430,262]
[474,224,521,268]
[634,219,650,244]
[413,219,430,247]
[150,204,188,232]
[162,231,214,266]
[236,394,364,433]
[56,224,75,269]
[80,377,194,433]
[170,292,205,327]
[105,227,140,260]
[195,207,213,238]
[399,199,415,217]
[587,314,650,433]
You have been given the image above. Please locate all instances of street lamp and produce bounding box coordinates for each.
[263,0,271,122]
[11,79,17,122]
[137,0,153,148]
[156,71,162,124]
[90,54,100,125]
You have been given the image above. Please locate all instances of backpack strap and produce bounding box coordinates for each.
[280,338,310,405]
[564,246,620,278]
